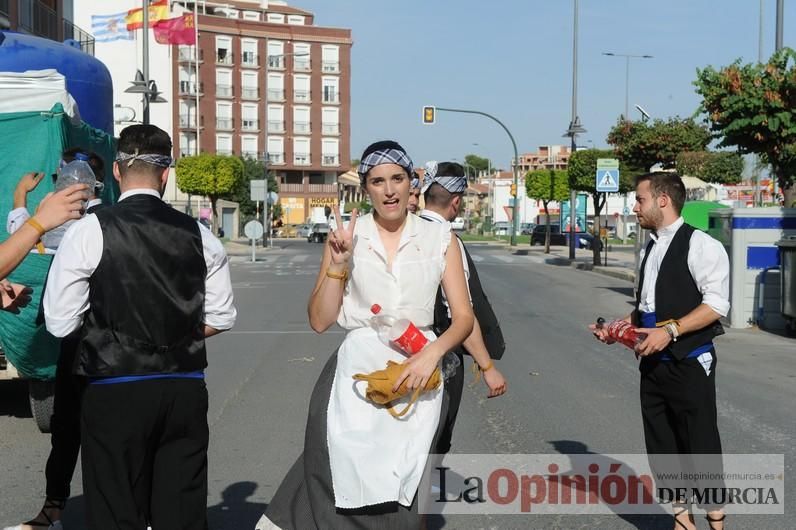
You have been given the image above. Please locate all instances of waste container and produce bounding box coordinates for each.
[777,237,796,334]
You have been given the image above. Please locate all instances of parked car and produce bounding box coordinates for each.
[493,221,511,235]
[451,217,465,231]
[531,225,603,250]
[308,223,330,243]
[295,223,313,239]
[520,222,536,235]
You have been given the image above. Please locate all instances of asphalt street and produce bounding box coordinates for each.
[0,239,792,529]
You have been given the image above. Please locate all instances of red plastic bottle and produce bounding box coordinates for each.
[370,304,429,355]
[595,317,648,350]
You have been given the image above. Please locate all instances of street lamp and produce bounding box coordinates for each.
[564,0,585,260]
[601,52,653,121]
[125,69,167,125]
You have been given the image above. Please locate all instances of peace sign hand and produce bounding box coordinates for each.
[327,209,358,266]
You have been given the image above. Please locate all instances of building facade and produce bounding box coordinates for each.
[1,0,94,53]
[514,145,572,174]
[171,0,352,225]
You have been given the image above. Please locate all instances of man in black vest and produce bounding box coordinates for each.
[43,125,237,530]
[420,161,507,456]
[591,172,729,530]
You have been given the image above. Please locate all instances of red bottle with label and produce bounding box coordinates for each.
[595,317,648,351]
[370,304,429,355]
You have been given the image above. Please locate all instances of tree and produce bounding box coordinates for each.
[694,48,796,206]
[607,116,711,171]
[226,157,278,222]
[525,169,569,253]
[567,149,639,264]
[675,151,744,184]
[176,154,244,229]
[464,154,491,174]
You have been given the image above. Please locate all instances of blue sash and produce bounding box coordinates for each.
[639,311,713,361]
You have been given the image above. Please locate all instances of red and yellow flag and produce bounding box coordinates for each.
[126,0,169,31]
[154,14,196,45]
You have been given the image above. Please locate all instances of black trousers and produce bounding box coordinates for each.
[80,378,209,530]
[433,352,465,455]
[44,333,84,501]
[640,351,724,508]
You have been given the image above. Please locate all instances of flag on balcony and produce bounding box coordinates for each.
[125,0,170,31]
[91,11,133,42]
[153,14,197,45]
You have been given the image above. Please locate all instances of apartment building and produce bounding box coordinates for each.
[171,0,351,225]
[515,145,572,173]
[1,0,94,54]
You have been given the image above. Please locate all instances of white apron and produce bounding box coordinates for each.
[327,326,443,509]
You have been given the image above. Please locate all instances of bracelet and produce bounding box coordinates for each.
[325,268,348,281]
[664,322,678,342]
[479,360,495,372]
[25,217,46,237]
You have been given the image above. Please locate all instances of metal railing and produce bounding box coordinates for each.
[268,153,285,165]
[216,118,234,130]
[63,19,95,55]
[267,88,285,101]
[216,84,233,97]
[216,51,233,65]
[293,121,311,134]
[180,148,199,157]
[322,90,340,104]
[321,60,340,73]
[267,55,285,69]
[241,87,259,99]
[308,183,337,193]
[216,148,233,156]
[294,153,311,166]
[242,150,259,159]
[293,58,311,72]
[279,182,303,192]
[322,155,340,166]
[179,81,203,95]
[322,123,339,135]
[179,114,198,128]
[267,120,285,133]
[293,89,310,103]
[241,119,259,131]
[178,47,203,62]
[241,52,258,67]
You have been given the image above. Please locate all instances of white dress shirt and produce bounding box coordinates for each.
[639,216,730,317]
[418,209,471,318]
[44,189,237,337]
[6,198,104,255]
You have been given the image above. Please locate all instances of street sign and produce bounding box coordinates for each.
[596,158,620,193]
[250,179,266,202]
[422,106,435,125]
[244,220,264,240]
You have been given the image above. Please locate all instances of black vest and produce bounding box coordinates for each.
[635,223,723,361]
[433,235,506,360]
[75,194,208,376]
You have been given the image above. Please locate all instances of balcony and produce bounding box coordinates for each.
[216,84,233,98]
[279,182,303,192]
[267,120,285,133]
[322,155,340,167]
[322,122,339,135]
[293,89,311,103]
[267,88,285,102]
[308,183,337,193]
[180,148,199,157]
[241,53,259,67]
[179,114,200,129]
[268,152,285,165]
[0,0,8,16]
[217,148,233,156]
[293,121,311,135]
[216,50,233,65]
[322,90,340,104]
[216,118,234,130]
[241,87,259,100]
[179,81,204,96]
[63,19,94,55]
[178,47,203,63]
[322,60,340,74]
[293,58,311,72]
[17,0,57,41]
[294,153,311,166]
[241,119,259,131]
[267,55,285,70]
[242,150,259,159]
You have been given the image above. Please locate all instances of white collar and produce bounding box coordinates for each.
[118,188,162,202]
[650,216,684,242]
[87,198,103,208]
[418,209,448,224]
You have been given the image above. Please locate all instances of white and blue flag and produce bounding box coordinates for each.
[91,11,132,42]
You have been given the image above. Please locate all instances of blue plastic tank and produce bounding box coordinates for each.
[0,31,114,134]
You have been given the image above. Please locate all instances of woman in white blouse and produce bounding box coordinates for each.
[258,141,473,530]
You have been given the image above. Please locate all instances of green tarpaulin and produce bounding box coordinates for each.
[0,104,117,379]
[682,200,730,232]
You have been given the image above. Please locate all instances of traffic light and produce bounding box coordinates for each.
[422,106,435,125]
[510,183,517,197]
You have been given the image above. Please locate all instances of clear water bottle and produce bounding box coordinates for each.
[41,153,95,250]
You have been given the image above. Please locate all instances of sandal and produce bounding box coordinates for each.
[706,512,726,530]
[4,498,65,530]
[672,503,695,530]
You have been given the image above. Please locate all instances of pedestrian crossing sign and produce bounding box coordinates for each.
[595,158,620,192]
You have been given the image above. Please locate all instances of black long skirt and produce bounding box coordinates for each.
[263,351,441,530]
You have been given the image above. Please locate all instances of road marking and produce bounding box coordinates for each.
[470,254,485,262]
[291,254,310,263]
[494,255,514,263]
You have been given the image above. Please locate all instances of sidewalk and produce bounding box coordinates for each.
[223,238,282,261]
[516,244,639,283]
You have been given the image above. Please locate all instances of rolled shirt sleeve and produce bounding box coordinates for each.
[198,222,237,330]
[7,207,31,235]
[688,231,731,317]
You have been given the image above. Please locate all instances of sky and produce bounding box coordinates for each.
[293,0,794,170]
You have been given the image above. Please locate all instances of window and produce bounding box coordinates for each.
[267,12,285,24]
[267,105,284,133]
[180,132,197,157]
[287,14,305,25]
[322,107,339,135]
[267,136,285,164]
[267,40,285,69]
[241,136,258,159]
[242,11,260,21]
[216,69,233,97]
[221,8,238,19]
[242,103,258,131]
[179,65,198,94]
[293,106,310,134]
[293,43,311,71]
[322,139,339,166]
[216,35,233,64]
[216,134,233,156]
[179,101,197,128]
[216,102,233,130]
[321,45,340,73]
[294,74,310,102]
[322,77,339,104]
[293,137,310,165]
[241,71,258,99]
[267,73,284,101]
[242,39,258,66]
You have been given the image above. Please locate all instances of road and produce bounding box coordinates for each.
[0,240,792,529]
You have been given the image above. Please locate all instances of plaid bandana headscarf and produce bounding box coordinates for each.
[116,149,173,168]
[421,161,467,194]
[357,140,413,186]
